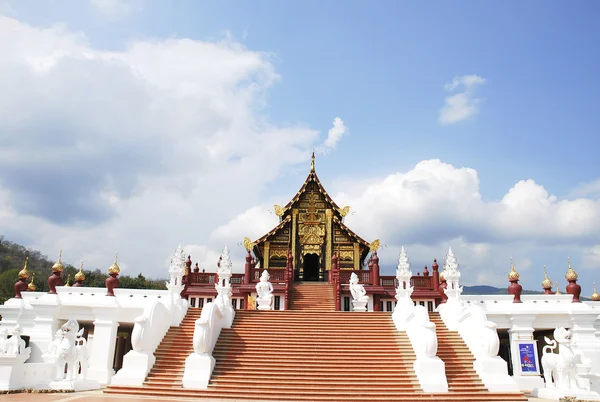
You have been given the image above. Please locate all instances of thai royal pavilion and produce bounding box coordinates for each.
[1,155,599,401]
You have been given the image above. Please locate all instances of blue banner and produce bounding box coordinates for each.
[519,343,537,373]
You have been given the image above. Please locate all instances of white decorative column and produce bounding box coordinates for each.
[28,294,61,363]
[508,315,545,390]
[392,246,414,330]
[438,247,464,331]
[570,312,600,392]
[87,307,119,385]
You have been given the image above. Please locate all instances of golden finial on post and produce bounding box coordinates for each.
[75,260,85,282]
[28,272,36,291]
[542,265,552,290]
[310,150,315,172]
[52,249,64,273]
[18,257,30,280]
[592,283,600,301]
[555,281,561,295]
[508,257,520,281]
[65,273,71,287]
[108,252,121,275]
[565,256,578,281]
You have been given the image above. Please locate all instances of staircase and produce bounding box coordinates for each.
[289,281,335,311]
[428,312,527,401]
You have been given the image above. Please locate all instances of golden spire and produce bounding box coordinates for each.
[108,252,121,275]
[65,273,71,287]
[565,257,578,281]
[74,261,85,282]
[28,272,36,291]
[592,283,600,301]
[310,151,315,172]
[555,281,561,295]
[18,257,30,280]
[508,257,520,281]
[542,265,552,289]
[52,250,64,273]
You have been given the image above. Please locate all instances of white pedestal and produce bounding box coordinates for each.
[110,350,155,386]
[46,379,101,392]
[87,310,119,385]
[0,353,31,391]
[531,387,600,401]
[182,353,215,389]
[473,356,521,392]
[413,356,448,392]
[352,300,368,312]
[256,299,273,311]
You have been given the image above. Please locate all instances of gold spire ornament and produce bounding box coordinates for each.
[75,261,85,282]
[310,151,315,172]
[65,273,71,287]
[339,206,351,217]
[273,205,284,217]
[108,252,120,275]
[52,250,64,273]
[18,257,30,280]
[542,265,553,289]
[555,281,561,295]
[565,257,578,281]
[28,272,36,291]
[592,283,600,301]
[508,257,520,281]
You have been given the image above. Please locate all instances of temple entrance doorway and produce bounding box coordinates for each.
[303,253,320,281]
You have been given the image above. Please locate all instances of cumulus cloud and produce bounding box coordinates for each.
[439,74,486,125]
[323,117,348,150]
[0,16,317,276]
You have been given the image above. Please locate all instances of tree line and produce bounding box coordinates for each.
[0,235,167,304]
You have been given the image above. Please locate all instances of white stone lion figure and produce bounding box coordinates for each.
[53,319,89,381]
[541,327,585,390]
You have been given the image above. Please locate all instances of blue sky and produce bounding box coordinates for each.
[1,1,599,292]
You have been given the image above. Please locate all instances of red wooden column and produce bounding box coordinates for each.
[432,259,440,292]
[284,249,293,310]
[332,251,340,311]
[244,251,252,285]
[372,251,380,311]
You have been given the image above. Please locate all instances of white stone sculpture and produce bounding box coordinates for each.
[255,270,274,310]
[542,328,585,390]
[182,246,236,390]
[395,247,414,310]
[349,272,369,312]
[166,244,186,290]
[4,326,27,356]
[0,328,9,354]
[443,246,463,299]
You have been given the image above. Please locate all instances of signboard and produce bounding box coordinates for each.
[518,341,539,374]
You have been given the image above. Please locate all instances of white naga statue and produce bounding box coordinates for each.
[255,270,274,310]
[46,319,89,382]
[541,327,585,391]
[349,272,369,312]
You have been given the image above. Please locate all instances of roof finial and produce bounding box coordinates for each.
[310,150,315,172]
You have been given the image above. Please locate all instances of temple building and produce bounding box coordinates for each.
[249,152,372,281]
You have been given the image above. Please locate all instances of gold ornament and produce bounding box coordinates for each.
[65,274,71,287]
[542,265,552,289]
[565,257,578,281]
[74,261,85,282]
[339,206,350,217]
[52,250,64,273]
[18,257,30,280]
[108,252,120,275]
[555,282,561,295]
[508,257,520,281]
[28,272,36,291]
[273,205,284,217]
[591,283,600,301]
[369,239,381,251]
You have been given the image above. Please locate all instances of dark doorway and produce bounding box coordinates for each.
[303,253,320,281]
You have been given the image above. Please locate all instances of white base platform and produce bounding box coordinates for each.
[45,379,101,392]
[530,387,600,401]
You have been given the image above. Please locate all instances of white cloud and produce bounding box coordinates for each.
[582,245,600,269]
[89,0,141,18]
[0,16,317,276]
[322,117,348,151]
[439,74,486,125]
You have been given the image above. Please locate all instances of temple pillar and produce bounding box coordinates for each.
[292,209,298,278]
[325,209,333,274]
[264,242,270,269]
[569,313,600,373]
[353,243,360,271]
[371,251,380,286]
[508,315,544,390]
[28,294,61,362]
[244,251,251,285]
[87,308,119,385]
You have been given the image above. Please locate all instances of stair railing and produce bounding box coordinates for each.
[110,300,173,386]
[446,304,520,392]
